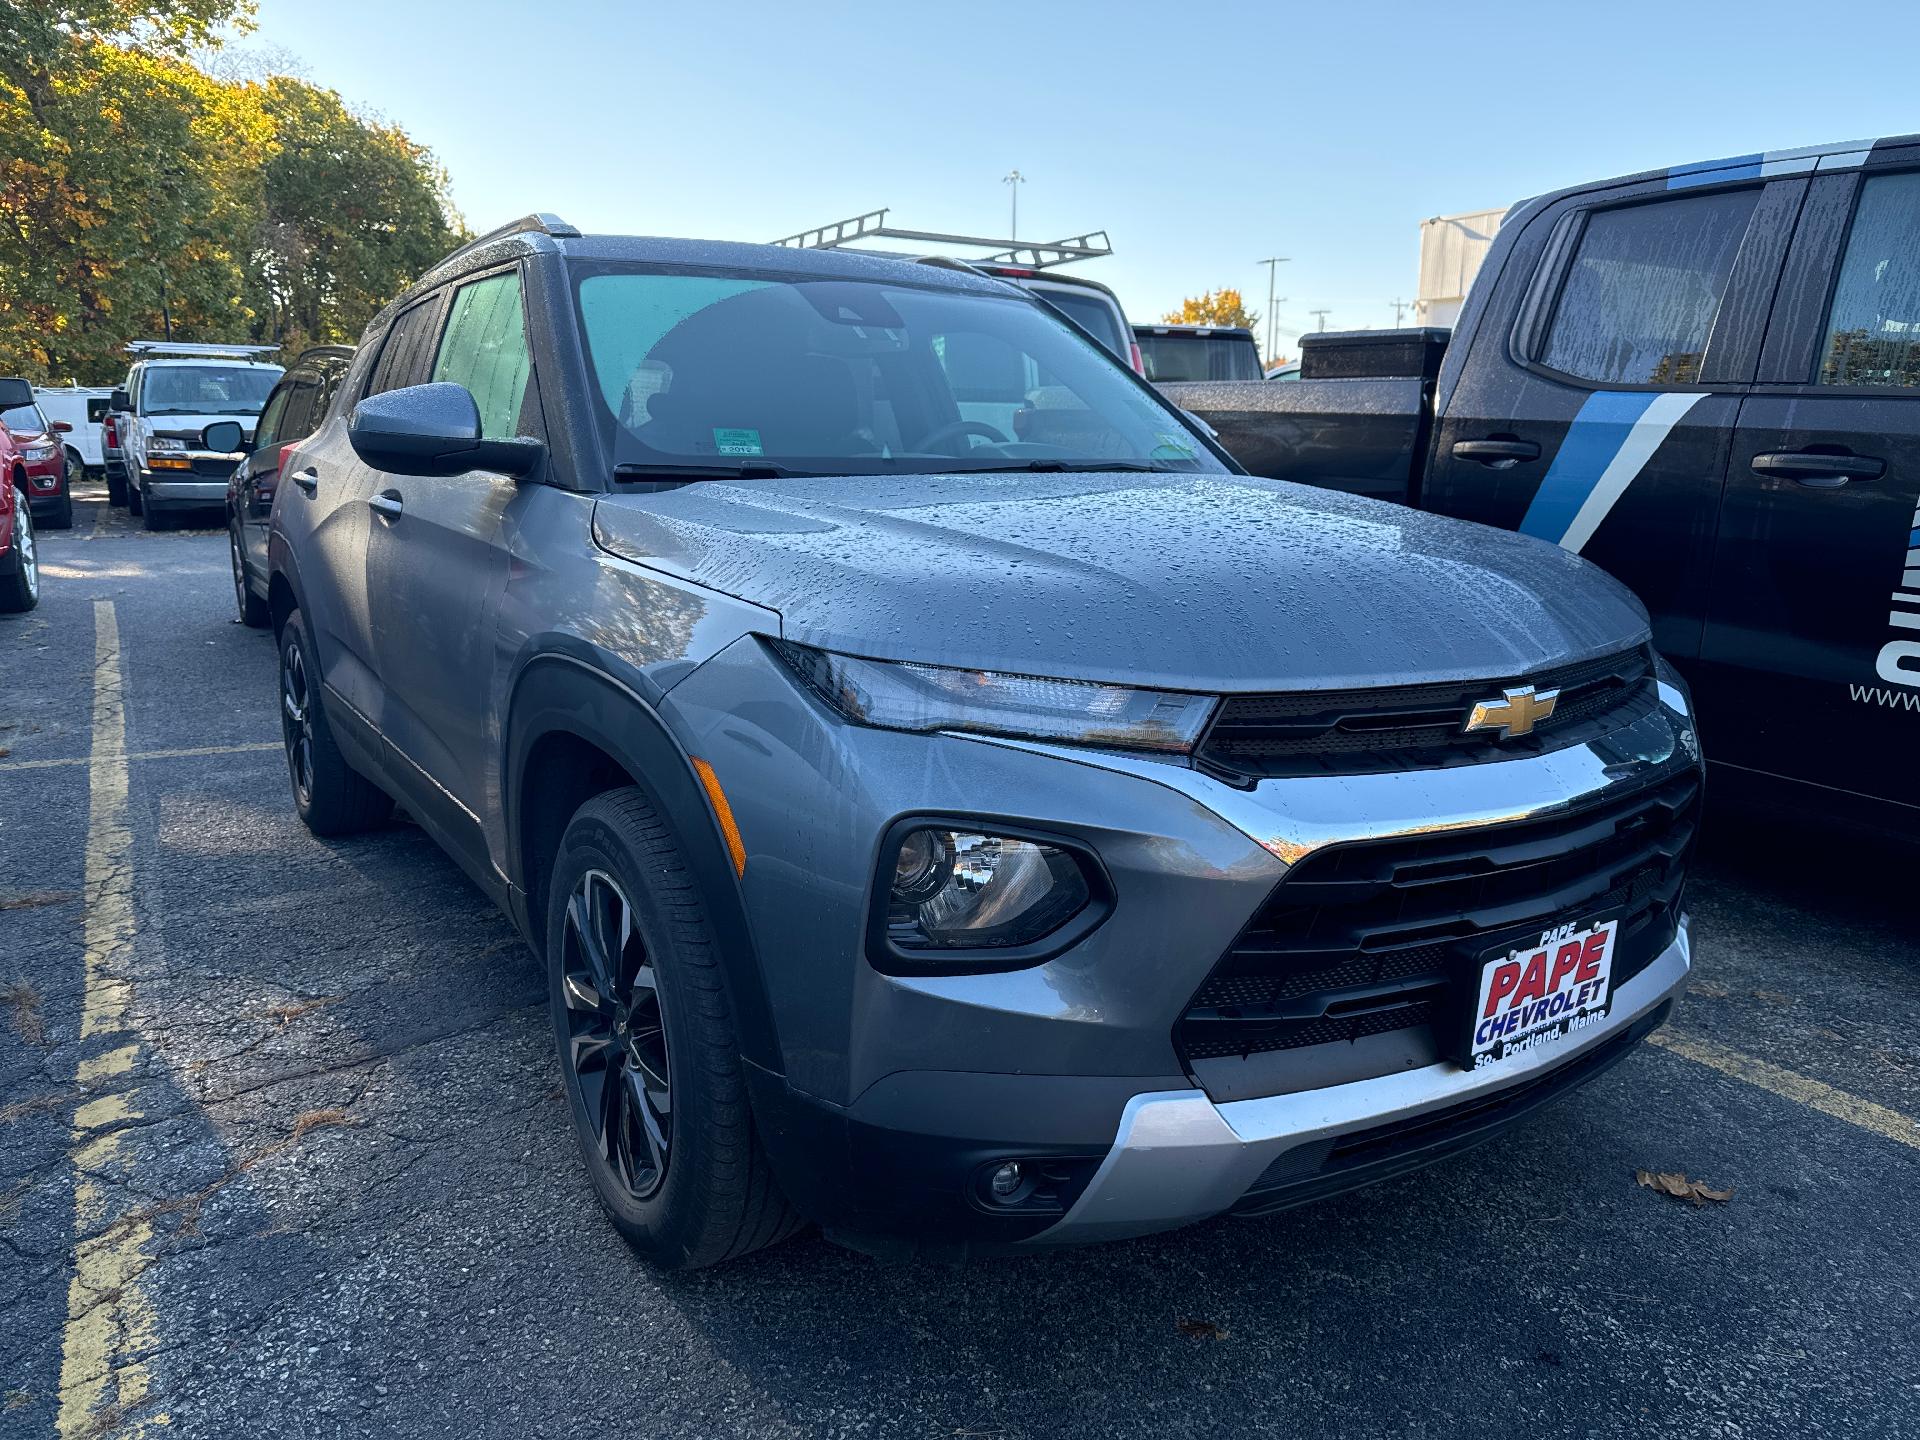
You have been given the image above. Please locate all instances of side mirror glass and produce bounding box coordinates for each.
[201,420,245,453]
[110,388,131,411]
[347,382,542,478]
[0,377,34,410]
[51,420,73,433]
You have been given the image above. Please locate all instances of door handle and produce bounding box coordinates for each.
[1750,450,1885,487]
[1452,438,1542,466]
[291,468,318,495]
[369,489,404,520]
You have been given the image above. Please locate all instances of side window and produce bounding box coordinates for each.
[313,358,348,425]
[1540,188,1761,386]
[252,381,294,452]
[277,377,318,444]
[366,300,441,397]
[432,271,533,439]
[1819,172,1920,388]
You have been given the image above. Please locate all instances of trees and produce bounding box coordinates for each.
[0,3,462,381]
[244,77,462,356]
[1162,288,1261,333]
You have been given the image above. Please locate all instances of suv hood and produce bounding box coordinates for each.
[591,472,1649,692]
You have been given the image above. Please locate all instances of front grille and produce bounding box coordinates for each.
[1197,646,1655,781]
[1177,768,1699,1100]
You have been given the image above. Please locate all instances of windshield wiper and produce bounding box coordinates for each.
[945,459,1172,474]
[612,460,800,482]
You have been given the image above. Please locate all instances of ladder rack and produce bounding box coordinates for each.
[770,209,1111,270]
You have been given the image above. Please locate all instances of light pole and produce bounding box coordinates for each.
[1257,256,1290,364]
[1389,297,1410,326]
[1003,169,1025,240]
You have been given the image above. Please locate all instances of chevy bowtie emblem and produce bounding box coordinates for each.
[1465,685,1560,739]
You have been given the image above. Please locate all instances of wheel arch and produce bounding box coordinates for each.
[504,653,784,1076]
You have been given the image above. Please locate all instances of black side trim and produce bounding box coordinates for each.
[503,653,783,1075]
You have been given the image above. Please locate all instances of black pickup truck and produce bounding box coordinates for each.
[1173,134,1920,824]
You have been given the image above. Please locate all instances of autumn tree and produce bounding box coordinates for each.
[1162,288,1261,334]
[0,2,462,381]
[243,77,463,355]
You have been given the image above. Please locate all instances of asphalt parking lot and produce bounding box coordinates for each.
[2,487,1917,1439]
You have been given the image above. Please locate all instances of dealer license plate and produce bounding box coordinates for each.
[1469,915,1618,1070]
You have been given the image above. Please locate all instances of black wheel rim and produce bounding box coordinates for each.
[561,868,671,1200]
[280,638,314,805]
[230,531,248,620]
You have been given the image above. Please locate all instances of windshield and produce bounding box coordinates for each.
[572,268,1225,477]
[141,365,282,415]
[1137,333,1263,383]
[1,403,44,434]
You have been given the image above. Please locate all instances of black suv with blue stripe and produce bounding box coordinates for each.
[1174,134,1920,826]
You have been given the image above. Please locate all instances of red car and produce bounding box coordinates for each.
[0,394,39,613]
[1,382,74,529]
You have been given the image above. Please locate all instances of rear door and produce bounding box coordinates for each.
[1425,174,1801,660]
[1699,157,1920,809]
[364,264,539,859]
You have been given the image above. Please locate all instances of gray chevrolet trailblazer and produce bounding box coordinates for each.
[267,215,1701,1269]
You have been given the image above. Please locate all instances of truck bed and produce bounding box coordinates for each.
[1163,377,1428,506]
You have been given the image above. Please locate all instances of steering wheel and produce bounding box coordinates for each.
[918,419,1010,454]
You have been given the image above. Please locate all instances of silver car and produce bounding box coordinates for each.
[269,215,1700,1269]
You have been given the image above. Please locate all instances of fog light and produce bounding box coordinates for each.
[885,828,1091,951]
[990,1161,1023,1199]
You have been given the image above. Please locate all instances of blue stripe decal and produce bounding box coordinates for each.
[1517,391,1663,542]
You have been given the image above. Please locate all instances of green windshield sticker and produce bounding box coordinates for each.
[713,427,764,457]
[1153,431,1198,457]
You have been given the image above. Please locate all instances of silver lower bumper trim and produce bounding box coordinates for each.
[145,479,228,504]
[1030,916,1691,1246]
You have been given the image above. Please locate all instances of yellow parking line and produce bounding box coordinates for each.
[56,601,168,1438]
[0,742,279,774]
[1650,1029,1920,1153]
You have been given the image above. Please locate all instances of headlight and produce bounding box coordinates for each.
[149,437,185,452]
[879,825,1104,962]
[773,640,1215,753]
[22,442,54,460]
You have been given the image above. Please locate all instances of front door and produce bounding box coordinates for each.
[365,265,539,858]
[1425,177,1800,660]
[1701,164,1920,811]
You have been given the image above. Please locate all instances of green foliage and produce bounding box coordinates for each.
[0,15,463,382]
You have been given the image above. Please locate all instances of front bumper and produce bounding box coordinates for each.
[663,636,1702,1248]
[1030,917,1689,1245]
[143,475,229,506]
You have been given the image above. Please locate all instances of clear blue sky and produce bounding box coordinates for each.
[239,0,1920,349]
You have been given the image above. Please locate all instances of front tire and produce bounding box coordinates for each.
[140,494,166,531]
[106,470,127,508]
[127,480,143,517]
[278,609,391,835]
[546,788,801,1270]
[45,492,74,530]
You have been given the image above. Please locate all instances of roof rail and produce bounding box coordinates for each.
[450,212,582,261]
[769,209,1112,270]
[124,342,280,359]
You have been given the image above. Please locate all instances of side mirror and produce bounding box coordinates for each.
[201,420,245,453]
[0,377,33,410]
[347,382,543,478]
[51,420,73,433]
[110,388,131,412]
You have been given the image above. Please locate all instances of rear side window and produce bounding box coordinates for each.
[1541,189,1760,386]
[433,271,533,439]
[367,300,441,397]
[1819,172,1920,388]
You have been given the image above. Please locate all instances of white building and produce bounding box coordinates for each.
[1415,207,1506,329]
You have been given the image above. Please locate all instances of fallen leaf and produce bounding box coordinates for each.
[1636,1169,1733,1205]
[0,890,79,912]
[1175,1316,1230,1340]
[1688,980,1730,999]
[0,747,10,758]
[1752,990,1795,1007]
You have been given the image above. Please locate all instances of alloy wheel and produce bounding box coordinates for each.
[280,639,314,806]
[560,868,672,1200]
[16,499,36,603]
